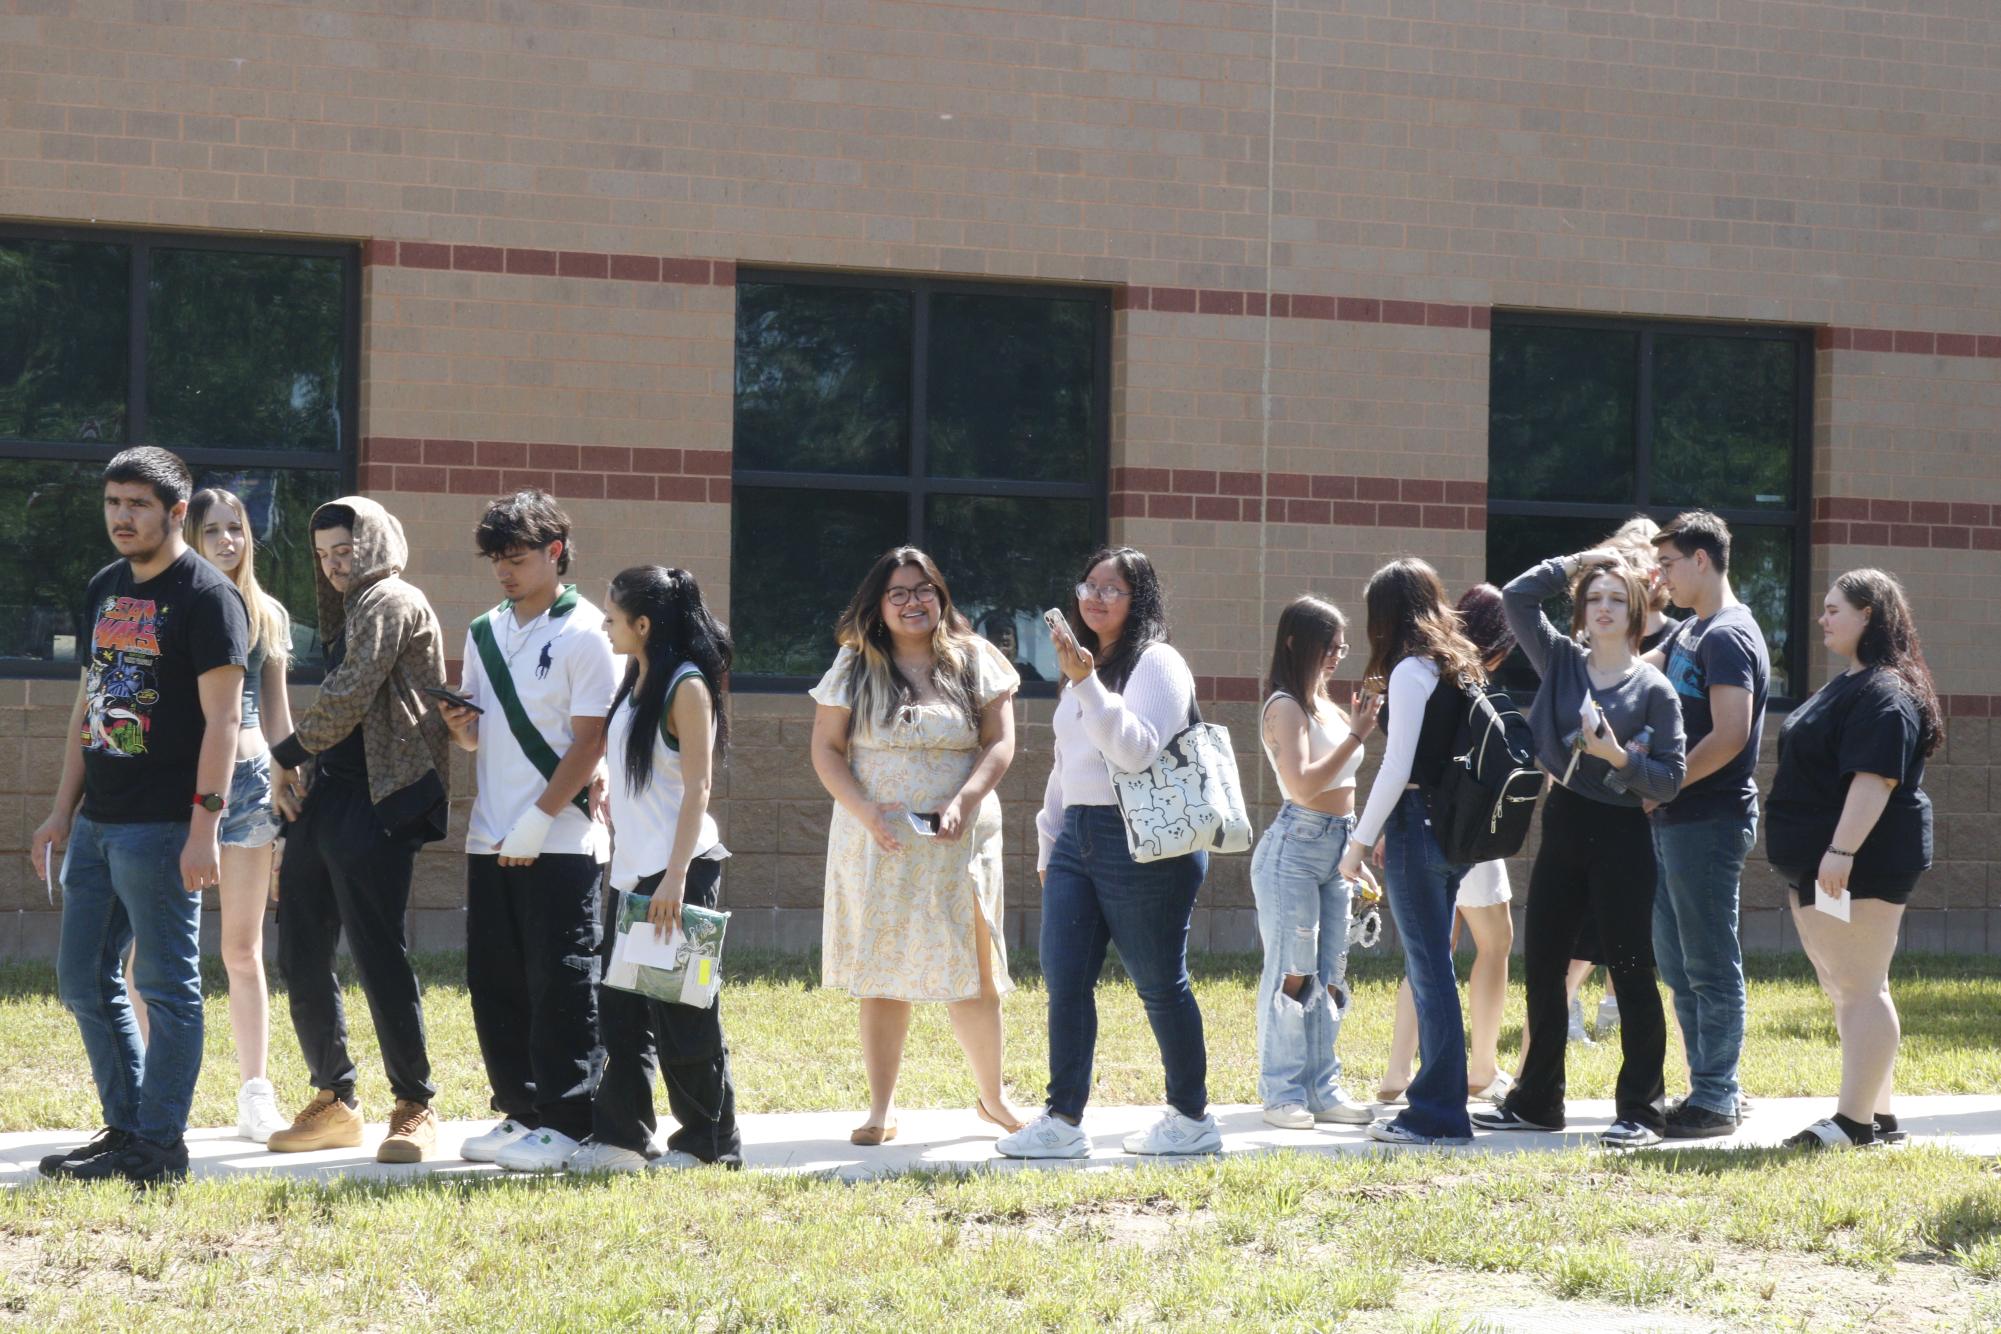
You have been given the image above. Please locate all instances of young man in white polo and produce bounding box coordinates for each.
[438,490,618,1171]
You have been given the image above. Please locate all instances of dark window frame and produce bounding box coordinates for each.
[731,267,1113,696]
[0,222,361,681]
[1487,310,1815,707]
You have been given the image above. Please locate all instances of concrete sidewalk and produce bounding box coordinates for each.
[6,1095,2000,1187]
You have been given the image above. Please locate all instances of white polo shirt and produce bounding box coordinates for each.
[460,587,619,860]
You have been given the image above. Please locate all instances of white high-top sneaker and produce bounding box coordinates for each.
[236,1078,290,1144]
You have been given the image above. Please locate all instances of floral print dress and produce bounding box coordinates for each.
[810,640,1019,1002]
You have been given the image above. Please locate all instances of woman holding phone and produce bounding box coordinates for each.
[808,548,1025,1146]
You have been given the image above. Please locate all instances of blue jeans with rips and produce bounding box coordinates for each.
[1040,805,1208,1121]
[1250,804,1358,1111]
[1651,811,1755,1117]
[55,815,204,1146]
[1380,789,1472,1141]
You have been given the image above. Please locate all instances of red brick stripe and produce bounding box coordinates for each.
[364,242,735,288]
[1115,284,1491,333]
[1111,467,1486,530]
[1813,497,2001,551]
[359,437,730,502]
[1817,327,2001,360]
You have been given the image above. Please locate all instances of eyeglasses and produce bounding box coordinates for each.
[885,583,940,607]
[1075,582,1130,605]
[1324,642,1349,661]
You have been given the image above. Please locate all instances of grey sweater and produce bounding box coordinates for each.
[1502,559,1687,808]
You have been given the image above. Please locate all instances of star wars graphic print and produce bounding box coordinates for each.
[85,594,167,758]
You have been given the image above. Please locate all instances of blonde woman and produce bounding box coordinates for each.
[126,488,297,1141]
[808,547,1024,1145]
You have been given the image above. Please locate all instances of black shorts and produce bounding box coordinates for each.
[1776,865,1923,908]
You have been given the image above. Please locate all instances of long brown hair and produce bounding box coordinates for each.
[1266,595,1345,717]
[1454,583,1516,669]
[1568,561,1650,651]
[1361,558,1484,689]
[185,487,289,660]
[834,546,978,735]
[1834,568,1944,757]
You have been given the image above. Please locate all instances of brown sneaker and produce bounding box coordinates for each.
[377,1100,437,1164]
[266,1090,364,1153]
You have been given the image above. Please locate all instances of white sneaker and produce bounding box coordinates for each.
[649,1149,704,1170]
[496,1127,582,1173]
[460,1119,535,1164]
[1312,1092,1376,1125]
[1596,995,1621,1038]
[1568,998,1595,1045]
[996,1112,1091,1159]
[236,1078,289,1144]
[566,1139,651,1174]
[1263,1103,1314,1130]
[1366,1117,1471,1148]
[1122,1109,1222,1156]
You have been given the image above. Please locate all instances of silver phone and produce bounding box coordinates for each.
[905,810,940,837]
[1043,607,1072,642]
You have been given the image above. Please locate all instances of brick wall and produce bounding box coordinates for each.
[2,1,1999,953]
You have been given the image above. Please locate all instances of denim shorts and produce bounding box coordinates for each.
[219,752,283,849]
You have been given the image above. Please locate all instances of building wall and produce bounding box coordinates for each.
[2,0,1998,956]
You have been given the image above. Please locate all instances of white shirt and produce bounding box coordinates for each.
[460,589,618,859]
[1353,655,1440,849]
[604,663,723,890]
[1260,690,1363,804]
[1035,643,1195,871]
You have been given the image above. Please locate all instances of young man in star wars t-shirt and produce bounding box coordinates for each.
[31,447,248,1186]
[440,491,618,1172]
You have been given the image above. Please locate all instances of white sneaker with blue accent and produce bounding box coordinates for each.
[1367,1117,1471,1147]
[460,1119,534,1163]
[497,1127,582,1173]
[1122,1109,1222,1156]
[996,1112,1091,1159]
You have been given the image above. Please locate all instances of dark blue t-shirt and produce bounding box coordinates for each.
[1655,603,1769,826]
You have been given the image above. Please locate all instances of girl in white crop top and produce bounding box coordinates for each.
[1247,597,1383,1128]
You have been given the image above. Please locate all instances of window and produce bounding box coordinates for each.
[1485,314,1812,700]
[730,272,1109,687]
[0,227,357,675]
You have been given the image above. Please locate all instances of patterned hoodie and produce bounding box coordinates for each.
[271,495,452,841]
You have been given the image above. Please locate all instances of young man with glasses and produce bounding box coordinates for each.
[32,447,249,1185]
[1644,511,1770,1138]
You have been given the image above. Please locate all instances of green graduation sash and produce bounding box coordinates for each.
[468,585,591,816]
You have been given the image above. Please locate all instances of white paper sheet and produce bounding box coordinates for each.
[1813,880,1852,922]
[618,922,687,969]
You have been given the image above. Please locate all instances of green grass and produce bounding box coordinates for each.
[6,953,2001,1330]
[4,951,2000,1132]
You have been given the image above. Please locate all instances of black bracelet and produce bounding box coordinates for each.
[1826,847,1856,858]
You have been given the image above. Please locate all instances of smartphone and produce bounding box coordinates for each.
[1043,607,1072,642]
[905,810,940,837]
[423,685,484,714]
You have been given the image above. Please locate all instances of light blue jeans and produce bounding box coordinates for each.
[1250,804,1358,1111]
[1652,811,1756,1117]
[56,815,205,1145]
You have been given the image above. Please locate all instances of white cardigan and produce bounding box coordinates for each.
[1035,643,1195,870]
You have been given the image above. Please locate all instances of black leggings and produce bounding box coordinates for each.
[1504,784,1667,1131]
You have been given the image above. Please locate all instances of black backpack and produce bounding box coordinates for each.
[1424,675,1545,865]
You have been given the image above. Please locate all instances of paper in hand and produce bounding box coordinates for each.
[1813,880,1852,922]
[621,921,687,970]
[43,848,55,904]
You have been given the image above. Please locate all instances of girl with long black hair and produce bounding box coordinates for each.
[569,565,741,1171]
[999,546,1218,1159]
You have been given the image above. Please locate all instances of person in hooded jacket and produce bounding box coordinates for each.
[264,497,454,1163]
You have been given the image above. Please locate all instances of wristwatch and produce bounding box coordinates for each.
[193,792,226,813]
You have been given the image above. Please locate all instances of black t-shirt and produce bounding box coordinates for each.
[314,626,370,787]
[80,550,249,823]
[1766,667,1932,878]
[1655,603,1769,825]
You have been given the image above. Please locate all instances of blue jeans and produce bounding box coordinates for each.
[1652,812,1755,1116]
[1381,789,1472,1140]
[55,815,204,1145]
[1041,805,1208,1120]
[1250,804,1356,1110]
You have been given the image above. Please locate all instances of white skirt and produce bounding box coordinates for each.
[1456,858,1512,909]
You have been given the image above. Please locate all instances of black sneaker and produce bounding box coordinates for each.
[1470,1106,1562,1132]
[38,1127,132,1179]
[68,1135,190,1186]
[1663,1101,1739,1139]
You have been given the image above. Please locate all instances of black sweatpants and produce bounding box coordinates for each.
[466,852,604,1139]
[278,776,435,1105]
[592,858,740,1165]
[1505,783,1667,1132]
